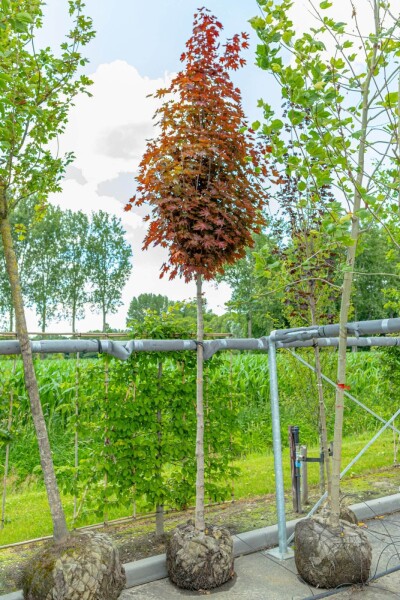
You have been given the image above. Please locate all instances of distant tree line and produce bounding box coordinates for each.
[127,224,400,340]
[0,200,133,333]
[1,200,395,338]
[126,294,234,337]
[217,224,399,337]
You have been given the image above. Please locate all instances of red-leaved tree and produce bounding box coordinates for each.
[126,8,267,532]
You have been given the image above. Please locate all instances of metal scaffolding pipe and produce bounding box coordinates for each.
[0,334,400,360]
[273,317,400,343]
[266,332,292,560]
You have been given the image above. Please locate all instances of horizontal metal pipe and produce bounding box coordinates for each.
[273,317,400,343]
[283,336,400,349]
[0,335,400,359]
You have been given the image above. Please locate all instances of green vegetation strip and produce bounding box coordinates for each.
[0,432,397,547]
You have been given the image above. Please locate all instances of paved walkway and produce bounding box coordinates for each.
[119,513,400,600]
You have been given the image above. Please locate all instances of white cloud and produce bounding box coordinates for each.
[52,60,169,183]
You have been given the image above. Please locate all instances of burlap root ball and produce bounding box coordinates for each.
[22,531,126,600]
[166,521,234,590]
[318,505,358,526]
[295,517,372,589]
[339,506,358,525]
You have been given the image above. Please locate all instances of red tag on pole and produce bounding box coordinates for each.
[337,383,351,390]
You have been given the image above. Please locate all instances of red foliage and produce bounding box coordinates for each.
[126,8,267,281]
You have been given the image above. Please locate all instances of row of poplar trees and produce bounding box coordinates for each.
[0,202,132,333]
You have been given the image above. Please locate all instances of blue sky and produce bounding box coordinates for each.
[31,0,273,332]
[41,0,266,120]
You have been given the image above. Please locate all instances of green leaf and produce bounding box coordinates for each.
[288,109,305,125]
[270,119,284,131]
[298,181,307,192]
[270,261,281,270]
[249,16,265,29]
[352,130,364,140]
[282,30,294,45]
[16,11,33,24]
[319,1,332,8]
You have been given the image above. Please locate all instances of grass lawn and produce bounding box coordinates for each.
[233,430,398,498]
[0,430,398,546]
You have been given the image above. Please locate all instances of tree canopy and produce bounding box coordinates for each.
[125,8,268,282]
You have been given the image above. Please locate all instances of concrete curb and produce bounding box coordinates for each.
[351,492,400,521]
[2,493,399,599]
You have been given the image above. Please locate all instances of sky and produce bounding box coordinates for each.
[27,0,272,333]
[27,0,375,333]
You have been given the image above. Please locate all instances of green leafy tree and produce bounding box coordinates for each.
[59,210,90,333]
[257,170,344,495]
[87,211,133,332]
[219,232,286,337]
[68,308,238,538]
[24,204,64,333]
[353,225,397,321]
[0,0,94,544]
[126,293,170,326]
[253,0,400,535]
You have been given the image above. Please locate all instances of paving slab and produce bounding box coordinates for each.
[119,511,400,600]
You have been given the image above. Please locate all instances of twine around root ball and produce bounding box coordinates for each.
[167,521,234,591]
[295,516,372,590]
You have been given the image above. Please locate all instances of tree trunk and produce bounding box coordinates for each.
[398,71,400,209]
[156,361,164,535]
[41,306,46,359]
[156,504,164,537]
[0,211,68,544]
[247,312,252,338]
[195,273,205,532]
[72,299,76,334]
[9,307,13,332]
[309,299,331,498]
[73,351,80,521]
[102,307,107,333]
[41,304,46,334]
[329,26,377,525]
[103,356,109,525]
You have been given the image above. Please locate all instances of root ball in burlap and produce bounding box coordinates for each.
[295,517,371,589]
[167,522,234,590]
[318,505,358,526]
[22,531,126,600]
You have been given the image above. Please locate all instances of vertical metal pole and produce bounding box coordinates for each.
[300,445,309,505]
[289,426,297,511]
[73,350,79,521]
[293,426,302,513]
[267,333,292,559]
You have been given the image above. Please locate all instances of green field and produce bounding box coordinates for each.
[0,431,397,546]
